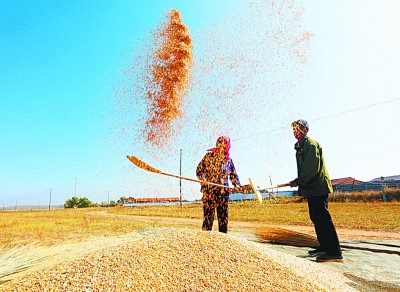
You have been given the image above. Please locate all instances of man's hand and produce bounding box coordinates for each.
[234,184,252,193]
[290,180,298,188]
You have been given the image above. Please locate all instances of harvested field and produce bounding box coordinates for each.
[2,229,356,291]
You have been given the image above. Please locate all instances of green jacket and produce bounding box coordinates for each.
[294,135,333,198]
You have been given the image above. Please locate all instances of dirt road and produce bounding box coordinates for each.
[96,211,400,241]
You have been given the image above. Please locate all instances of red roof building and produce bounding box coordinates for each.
[331,177,363,185]
[124,197,180,204]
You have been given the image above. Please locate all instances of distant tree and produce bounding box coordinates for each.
[109,200,117,207]
[64,196,80,208]
[117,196,126,206]
[64,196,94,208]
[78,197,93,208]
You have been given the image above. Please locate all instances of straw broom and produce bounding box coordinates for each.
[0,244,50,280]
[253,226,319,247]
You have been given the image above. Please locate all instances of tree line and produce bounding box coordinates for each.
[64,196,126,208]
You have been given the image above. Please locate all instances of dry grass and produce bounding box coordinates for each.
[328,202,400,230]
[0,208,168,246]
[110,200,400,232]
[330,188,400,202]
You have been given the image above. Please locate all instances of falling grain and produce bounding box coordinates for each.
[144,9,193,147]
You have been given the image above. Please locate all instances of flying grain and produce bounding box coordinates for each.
[144,9,193,147]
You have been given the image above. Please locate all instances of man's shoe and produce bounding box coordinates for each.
[308,247,325,255]
[316,253,344,262]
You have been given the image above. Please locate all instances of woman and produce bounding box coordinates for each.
[196,136,242,233]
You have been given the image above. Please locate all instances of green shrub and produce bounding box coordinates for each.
[64,196,94,208]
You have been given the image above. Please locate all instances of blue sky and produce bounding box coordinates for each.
[1,0,399,207]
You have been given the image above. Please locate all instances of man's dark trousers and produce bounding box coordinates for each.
[308,195,341,255]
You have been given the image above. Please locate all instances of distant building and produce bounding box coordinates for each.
[331,175,400,192]
[331,177,363,186]
[331,177,363,192]
[124,197,180,204]
[370,175,400,182]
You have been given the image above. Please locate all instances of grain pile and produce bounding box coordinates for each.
[144,8,193,147]
[2,230,355,291]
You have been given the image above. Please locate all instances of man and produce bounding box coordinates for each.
[289,119,343,262]
[196,136,241,233]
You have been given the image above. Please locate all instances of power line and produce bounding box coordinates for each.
[233,97,400,142]
[310,97,400,122]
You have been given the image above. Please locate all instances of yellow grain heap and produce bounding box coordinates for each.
[2,230,355,291]
[145,9,193,147]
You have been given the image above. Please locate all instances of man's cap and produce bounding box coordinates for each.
[291,119,309,130]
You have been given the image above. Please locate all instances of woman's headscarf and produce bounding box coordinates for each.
[207,136,231,161]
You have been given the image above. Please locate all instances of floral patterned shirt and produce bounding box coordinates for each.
[196,152,241,193]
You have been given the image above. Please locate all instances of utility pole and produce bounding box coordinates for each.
[49,188,52,210]
[381,176,387,202]
[75,177,77,197]
[269,175,273,200]
[180,149,182,207]
[269,175,279,203]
